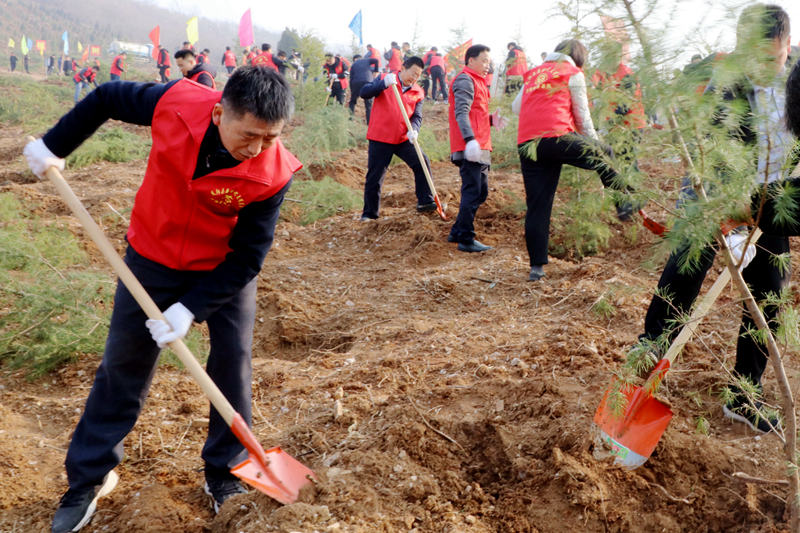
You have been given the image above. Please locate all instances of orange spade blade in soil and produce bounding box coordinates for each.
[592,360,673,469]
[434,195,448,221]
[230,413,316,504]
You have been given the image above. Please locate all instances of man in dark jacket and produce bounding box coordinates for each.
[348,53,380,123]
[23,66,300,532]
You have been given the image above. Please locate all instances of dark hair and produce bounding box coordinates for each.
[736,3,790,48]
[507,42,517,49]
[324,53,333,58]
[202,49,210,54]
[120,51,127,55]
[786,60,800,136]
[174,49,195,60]
[353,54,362,60]
[277,51,287,58]
[431,46,438,52]
[222,66,294,123]
[465,44,490,64]
[182,41,190,46]
[226,46,231,51]
[402,42,410,47]
[403,56,424,69]
[261,43,271,51]
[554,39,588,68]
[391,41,398,47]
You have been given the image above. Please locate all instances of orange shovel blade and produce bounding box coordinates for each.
[593,383,673,469]
[434,195,448,221]
[231,447,316,505]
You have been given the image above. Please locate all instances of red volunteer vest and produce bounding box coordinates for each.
[325,61,349,90]
[507,49,527,76]
[252,52,278,71]
[189,69,217,89]
[110,55,125,76]
[366,77,424,144]
[429,54,445,69]
[246,51,258,65]
[517,60,580,143]
[606,63,647,129]
[448,67,492,152]
[74,68,95,83]
[127,79,302,271]
[366,47,382,68]
[224,51,236,67]
[387,48,402,72]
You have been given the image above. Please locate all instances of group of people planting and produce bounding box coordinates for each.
[17,2,800,531]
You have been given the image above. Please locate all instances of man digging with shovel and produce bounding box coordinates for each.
[24,67,301,532]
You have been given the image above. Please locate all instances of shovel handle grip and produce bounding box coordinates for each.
[31,138,237,426]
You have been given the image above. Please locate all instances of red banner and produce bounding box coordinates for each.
[446,38,472,72]
[35,39,46,55]
[90,44,101,56]
[148,25,160,60]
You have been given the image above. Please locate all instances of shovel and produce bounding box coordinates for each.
[593,228,761,468]
[33,140,315,504]
[390,83,448,220]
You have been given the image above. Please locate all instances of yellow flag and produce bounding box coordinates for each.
[21,35,28,55]
[8,38,14,48]
[186,16,199,45]
[77,41,83,52]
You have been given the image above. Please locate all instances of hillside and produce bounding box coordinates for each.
[2,0,280,59]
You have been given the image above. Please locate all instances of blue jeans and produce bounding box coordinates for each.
[64,246,257,490]
[73,81,87,103]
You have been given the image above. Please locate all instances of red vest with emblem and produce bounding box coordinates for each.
[325,60,349,90]
[74,67,95,83]
[429,54,445,70]
[367,77,424,144]
[224,50,236,67]
[507,48,527,76]
[110,55,125,76]
[252,52,278,71]
[246,50,257,65]
[127,79,302,271]
[448,67,492,152]
[517,60,580,143]
[189,68,217,89]
[387,48,402,72]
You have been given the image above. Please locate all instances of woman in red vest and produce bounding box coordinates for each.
[358,56,435,219]
[513,39,631,281]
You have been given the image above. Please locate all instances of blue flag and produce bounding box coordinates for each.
[62,31,68,55]
[348,10,362,45]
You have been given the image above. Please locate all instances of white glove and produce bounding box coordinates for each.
[491,109,508,131]
[24,138,65,179]
[325,86,331,92]
[725,232,756,270]
[145,302,195,348]
[406,129,418,142]
[383,72,397,87]
[464,139,482,162]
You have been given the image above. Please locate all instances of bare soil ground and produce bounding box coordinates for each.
[1,103,798,533]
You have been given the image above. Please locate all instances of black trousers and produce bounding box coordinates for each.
[362,140,433,219]
[449,159,489,243]
[642,233,789,385]
[64,246,256,490]
[158,66,169,83]
[329,82,345,105]
[430,66,447,102]
[348,80,373,124]
[519,134,620,266]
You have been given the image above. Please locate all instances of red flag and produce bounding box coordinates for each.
[81,47,90,64]
[149,25,160,60]
[90,44,101,56]
[447,38,472,71]
[239,9,254,48]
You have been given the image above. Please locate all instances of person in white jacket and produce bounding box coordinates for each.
[512,39,632,281]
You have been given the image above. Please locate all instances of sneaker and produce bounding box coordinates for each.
[457,240,492,253]
[416,202,437,213]
[204,475,248,514]
[51,470,118,533]
[528,265,545,281]
[723,394,781,434]
[359,216,375,222]
[615,202,635,222]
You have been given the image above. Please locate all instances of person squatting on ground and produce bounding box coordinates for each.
[358,56,435,221]
[447,44,507,253]
[323,53,348,105]
[73,65,99,105]
[512,39,634,282]
[349,53,380,124]
[175,48,217,89]
[110,51,127,81]
[631,3,796,433]
[23,66,301,532]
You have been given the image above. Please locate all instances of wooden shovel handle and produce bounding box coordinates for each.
[32,138,237,426]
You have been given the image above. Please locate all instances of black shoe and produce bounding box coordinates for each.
[528,265,545,281]
[447,234,457,243]
[457,240,491,253]
[416,202,437,213]
[52,471,118,533]
[616,202,635,222]
[723,393,781,434]
[204,474,248,514]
